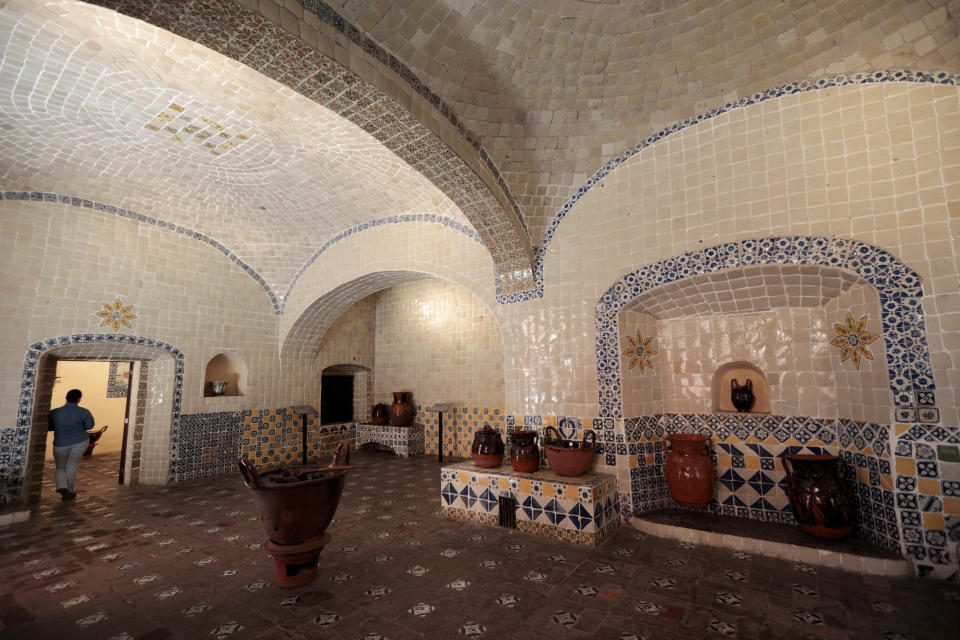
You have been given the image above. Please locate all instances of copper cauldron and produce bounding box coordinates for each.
[238,442,354,545]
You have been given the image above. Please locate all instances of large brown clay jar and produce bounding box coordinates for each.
[370,403,388,425]
[388,391,414,426]
[783,454,855,539]
[664,433,715,508]
[509,430,539,473]
[471,424,504,468]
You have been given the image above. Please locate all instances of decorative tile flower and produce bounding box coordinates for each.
[831,312,879,369]
[623,330,657,373]
[96,298,137,332]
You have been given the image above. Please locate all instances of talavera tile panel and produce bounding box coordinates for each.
[440,461,620,546]
[626,413,899,554]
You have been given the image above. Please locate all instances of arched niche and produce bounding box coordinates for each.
[712,361,771,414]
[615,255,893,422]
[203,353,247,397]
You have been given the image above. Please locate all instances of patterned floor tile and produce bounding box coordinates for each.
[1,451,957,640]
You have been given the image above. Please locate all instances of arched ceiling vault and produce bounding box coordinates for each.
[4,0,956,303]
[82,0,536,295]
[301,0,957,250]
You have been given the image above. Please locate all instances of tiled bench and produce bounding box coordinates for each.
[440,461,620,546]
[355,422,424,457]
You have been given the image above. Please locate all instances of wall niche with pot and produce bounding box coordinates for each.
[712,361,770,414]
[203,352,247,397]
[619,264,890,423]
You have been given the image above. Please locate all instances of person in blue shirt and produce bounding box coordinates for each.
[48,388,95,500]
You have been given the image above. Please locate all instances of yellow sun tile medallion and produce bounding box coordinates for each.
[831,312,879,369]
[623,330,657,373]
[96,298,137,332]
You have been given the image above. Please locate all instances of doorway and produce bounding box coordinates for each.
[320,374,354,424]
[45,360,134,491]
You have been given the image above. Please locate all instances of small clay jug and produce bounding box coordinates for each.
[664,433,715,508]
[370,403,388,425]
[730,378,755,412]
[389,392,414,426]
[783,454,855,539]
[509,430,539,473]
[471,424,504,468]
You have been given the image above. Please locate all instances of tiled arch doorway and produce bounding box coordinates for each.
[9,335,185,507]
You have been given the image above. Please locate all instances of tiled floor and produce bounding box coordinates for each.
[2,451,959,640]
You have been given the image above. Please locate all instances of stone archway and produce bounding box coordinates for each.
[2,334,184,507]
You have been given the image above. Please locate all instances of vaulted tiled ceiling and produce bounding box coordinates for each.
[0,0,479,301]
[318,0,955,245]
[4,0,955,303]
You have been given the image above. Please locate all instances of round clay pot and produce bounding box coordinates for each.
[542,426,596,477]
[510,430,539,473]
[370,403,388,425]
[664,433,715,508]
[471,424,504,468]
[388,392,414,426]
[784,454,855,539]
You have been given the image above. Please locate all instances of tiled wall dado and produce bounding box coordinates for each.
[626,413,898,553]
[177,408,352,481]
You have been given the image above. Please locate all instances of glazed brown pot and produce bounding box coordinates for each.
[784,454,856,539]
[471,424,504,468]
[664,433,715,508]
[543,426,596,477]
[730,378,755,412]
[238,442,351,545]
[389,391,414,426]
[510,430,540,473]
[370,403,388,425]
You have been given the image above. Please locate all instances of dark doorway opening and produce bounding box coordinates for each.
[320,375,353,424]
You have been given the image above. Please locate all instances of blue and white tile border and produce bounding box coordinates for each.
[498,69,960,304]
[0,191,479,315]
[595,235,936,424]
[1,334,184,504]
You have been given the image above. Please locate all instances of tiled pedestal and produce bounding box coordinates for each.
[440,461,620,546]
[355,422,424,457]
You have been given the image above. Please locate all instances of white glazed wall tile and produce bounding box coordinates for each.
[542,82,960,423]
[619,309,662,418]
[373,279,505,409]
[826,284,891,425]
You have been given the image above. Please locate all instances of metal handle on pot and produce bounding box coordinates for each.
[238,457,263,489]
